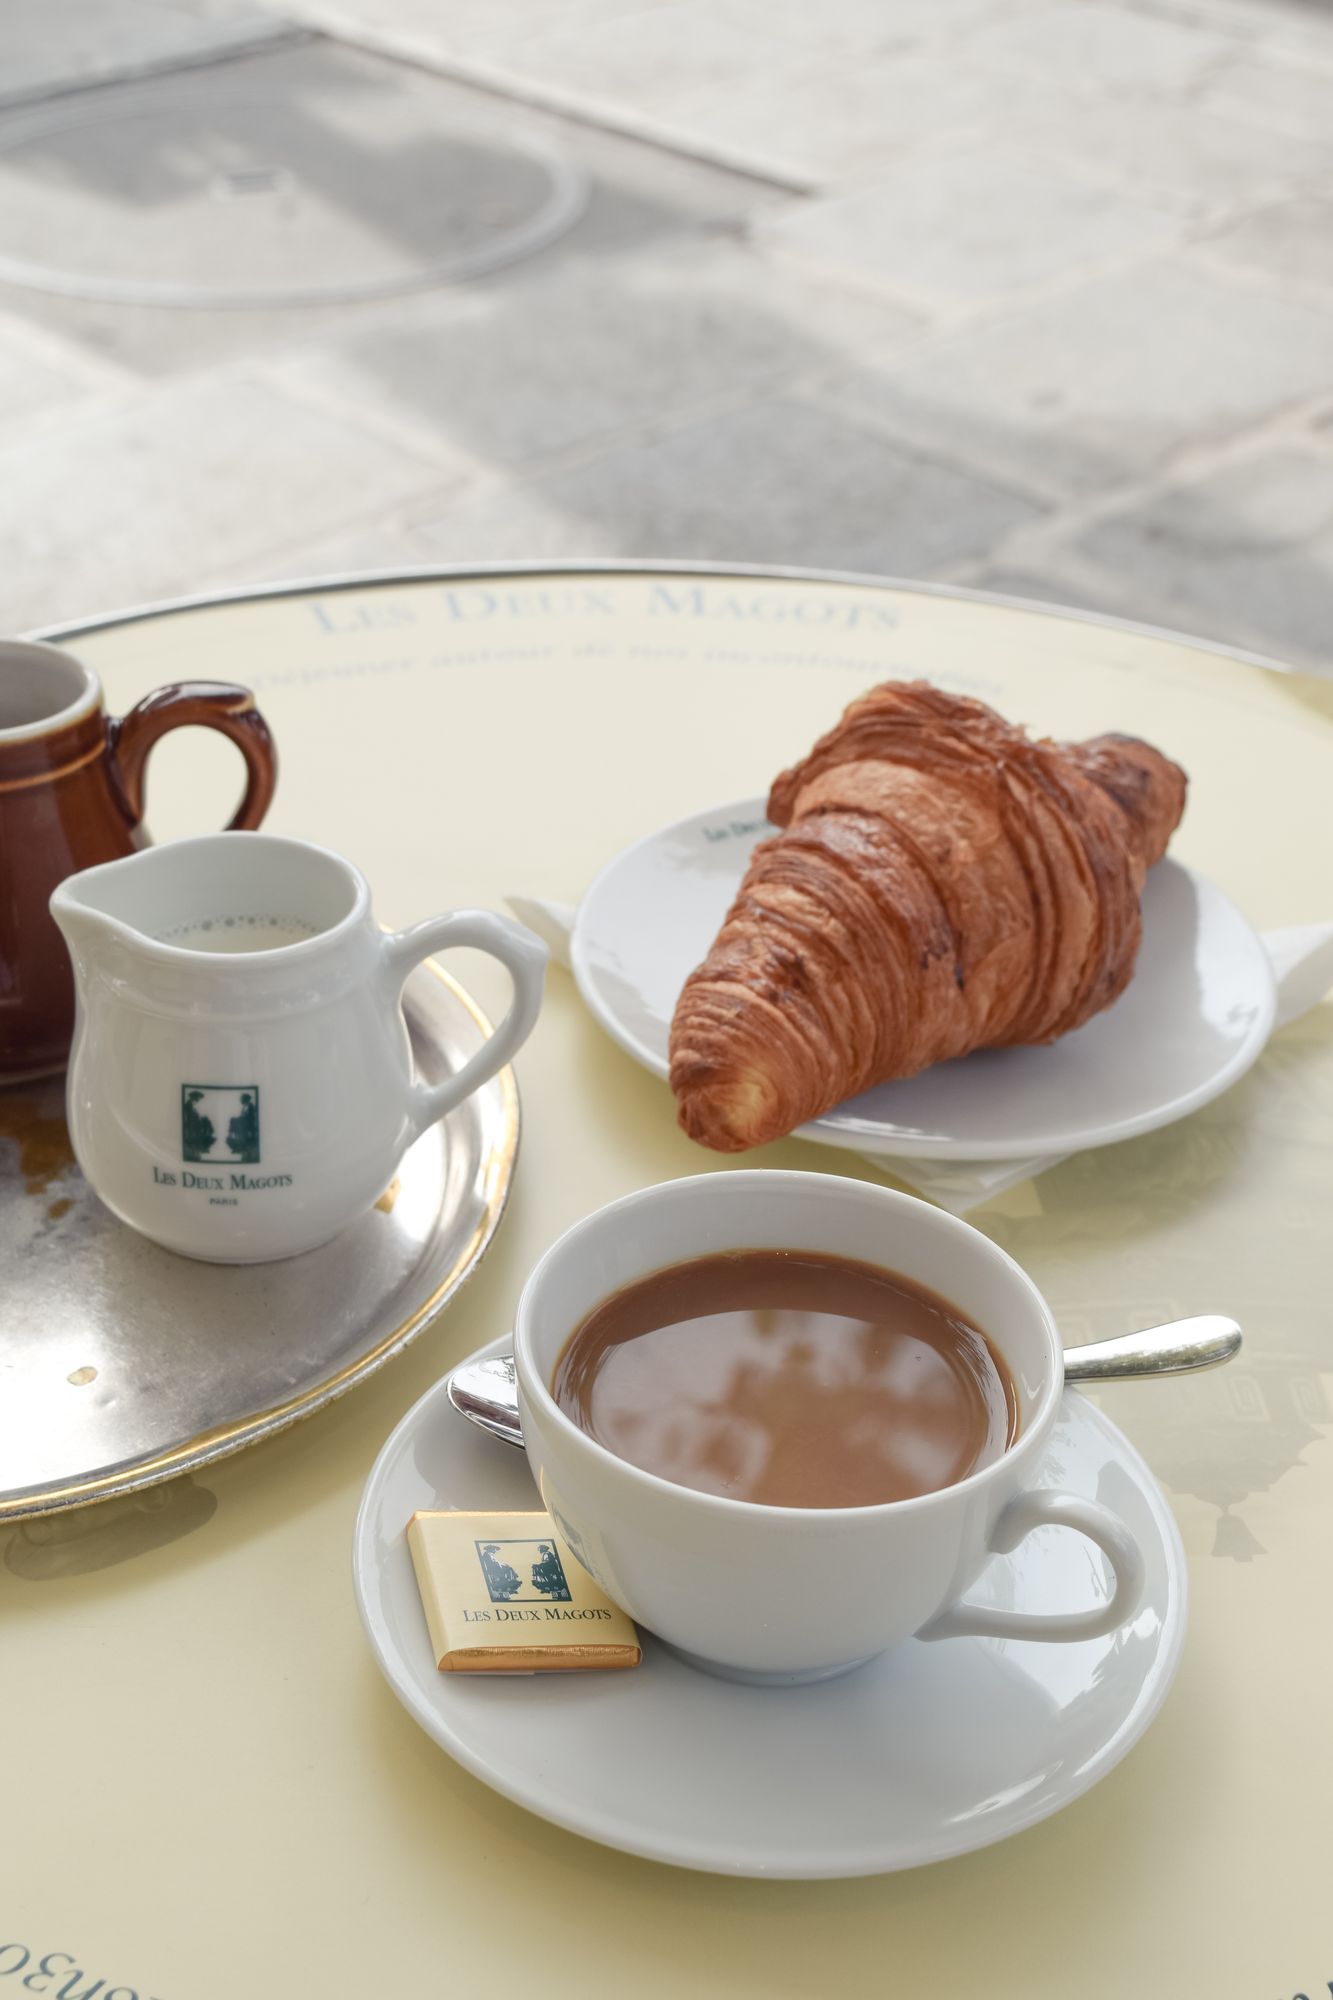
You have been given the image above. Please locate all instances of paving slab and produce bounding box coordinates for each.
[962,0,1243,94]
[266,236,924,471]
[289,0,677,65]
[668,54,1071,187]
[0,0,295,109]
[1200,195,1333,296]
[1071,444,1333,669]
[0,309,129,435]
[949,563,1153,626]
[1247,0,1333,62]
[240,511,438,586]
[761,144,1183,304]
[818,259,1333,498]
[2,0,1333,675]
[0,39,586,308]
[0,43,778,376]
[390,397,1047,574]
[1160,0,1333,59]
[284,0,1257,184]
[955,552,1324,668]
[1200,48,1333,142]
[711,0,1020,57]
[474,5,800,130]
[1015,90,1333,205]
[0,371,465,633]
[288,0,1057,187]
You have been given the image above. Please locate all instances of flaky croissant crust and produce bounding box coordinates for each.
[668,680,1187,1152]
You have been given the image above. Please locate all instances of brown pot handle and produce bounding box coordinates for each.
[107,682,277,831]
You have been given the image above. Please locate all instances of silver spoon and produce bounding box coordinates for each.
[445,1314,1242,1451]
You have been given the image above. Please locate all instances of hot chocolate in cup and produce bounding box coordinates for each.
[514,1172,1145,1684]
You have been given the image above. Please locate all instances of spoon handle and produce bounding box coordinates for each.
[1063,1315,1241,1384]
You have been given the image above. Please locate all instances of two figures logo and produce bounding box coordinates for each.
[181,1085,261,1165]
[475,1539,573,1604]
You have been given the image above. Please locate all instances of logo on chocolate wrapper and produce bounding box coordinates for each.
[475,1539,573,1603]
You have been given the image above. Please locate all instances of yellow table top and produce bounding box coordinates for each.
[8,569,1331,2000]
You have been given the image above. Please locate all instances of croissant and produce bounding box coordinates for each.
[669,680,1187,1152]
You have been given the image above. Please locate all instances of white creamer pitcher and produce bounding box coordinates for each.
[51,833,547,1263]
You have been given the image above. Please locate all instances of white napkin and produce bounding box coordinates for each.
[507,896,1333,1217]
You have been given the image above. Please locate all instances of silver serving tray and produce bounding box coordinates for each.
[0,960,518,1519]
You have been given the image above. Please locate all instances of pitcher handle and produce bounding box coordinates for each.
[382,912,547,1144]
[107,682,277,831]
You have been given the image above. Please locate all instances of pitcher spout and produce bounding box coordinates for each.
[49,847,159,963]
[50,832,373,991]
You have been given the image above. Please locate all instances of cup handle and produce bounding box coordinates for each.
[107,682,277,831]
[919,1491,1145,1644]
[382,911,548,1143]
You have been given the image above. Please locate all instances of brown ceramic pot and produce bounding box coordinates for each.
[0,638,277,1079]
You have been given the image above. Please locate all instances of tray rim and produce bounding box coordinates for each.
[0,959,519,1522]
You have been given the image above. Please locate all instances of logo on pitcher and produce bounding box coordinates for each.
[181,1085,261,1164]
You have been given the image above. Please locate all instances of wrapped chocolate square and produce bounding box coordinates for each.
[407,1510,641,1673]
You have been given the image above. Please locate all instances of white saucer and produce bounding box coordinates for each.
[570,797,1275,1160]
[353,1337,1187,1878]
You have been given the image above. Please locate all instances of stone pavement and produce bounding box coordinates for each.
[2,0,1332,669]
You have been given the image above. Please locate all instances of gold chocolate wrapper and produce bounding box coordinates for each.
[407,1510,641,1673]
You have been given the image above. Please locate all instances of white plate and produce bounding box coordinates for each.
[570,798,1276,1160]
[353,1339,1187,1879]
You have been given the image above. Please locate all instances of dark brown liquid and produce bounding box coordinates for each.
[552,1250,1019,1509]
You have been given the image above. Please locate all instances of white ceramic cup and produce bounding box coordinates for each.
[515,1171,1145,1683]
[52,832,547,1263]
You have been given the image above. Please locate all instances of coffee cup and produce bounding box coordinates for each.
[0,638,277,1080]
[514,1171,1145,1683]
[51,832,547,1263]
